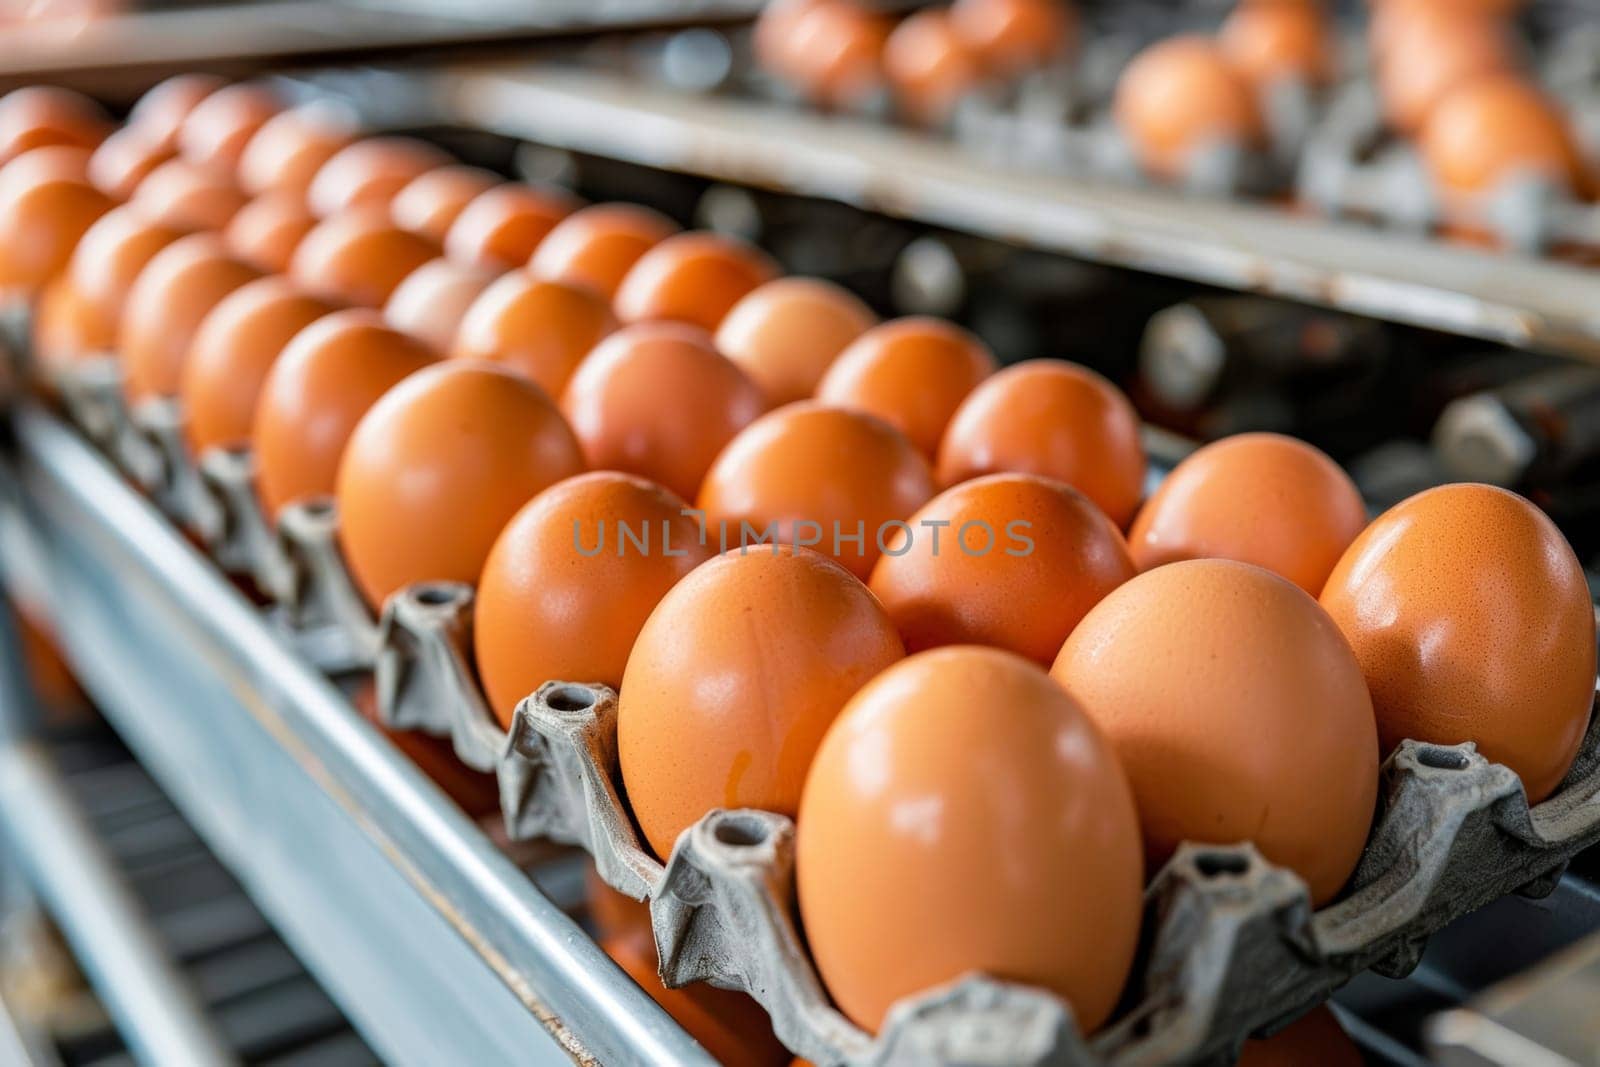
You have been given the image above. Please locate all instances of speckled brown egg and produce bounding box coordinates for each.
[306,137,450,218]
[1320,484,1595,804]
[619,546,905,858]
[816,316,996,456]
[383,257,496,353]
[180,276,335,454]
[949,0,1076,79]
[937,359,1146,527]
[452,273,615,395]
[87,126,175,200]
[127,74,224,148]
[443,183,580,271]
[390,164,500,244]
[798,646,1141,1034]
[1054,558,1378,905]
[0,86,110,164]
[475,471,714,726]
[613,231,780,332]
[527,202,680,300]
[289,208,439,308]
[132,157,248,231]
[68,205,184,323]
[118,233,261,404]
[252,309,437,518]
[335,361,585,607]
[883,10,986,126]
[698,402,936,580]
[175,82,281,172]
[1128,432,1367,596]
[1114,35,1263,181]
[715,276,877,406]
[237,105,357,203]
[223,191,318,274]
[560,322,765,501]
[0,146,114,295]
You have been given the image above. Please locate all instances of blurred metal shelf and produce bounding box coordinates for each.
[438,65,1600,362]
[0,407,718,1067]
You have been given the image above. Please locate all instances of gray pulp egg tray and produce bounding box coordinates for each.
[44,363,1600,1067]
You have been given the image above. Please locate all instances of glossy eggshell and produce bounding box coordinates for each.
[1237,1005,1363,1067]
[335,361,586,608]
[797,646,1142,1033]
[306,137,450,218]
[560,322,766,501]
[390,165,500,243]
[0,86,110,163]
[1219,1,1335,87]
[237,106,357,202]
[883,11,985,126]
[180,276,335,454]
[754,0,830,78]
[443,183,580,270]
[869,473,1134,664]
[131,157,249,231]
[784,3,891,109]
[223,192,317,274]
[715,276,876,406]
[815,316,996,456]
[0,147,114,294]
[1053,559,1379,905]
[1128,432,1367,596]
[119,234,262,404]
[475,471,714,727]
[528,202,679,301]
[1114,35,1263,180]
[289,208,440,308]
[252,310,438,518]
[32,276,114,376]
[1420,75,1589,202]
[949,0,1076,78]
[618,546,905,858]
[697,402,936,580]
[613,231,780,332]
[452,273,615,394]
[176,82,282,171]
[67,206,183,324]
[1319,484,1596,804]
[1376,14,1511,134]
[87,126,175,200]
[937,359,1146,528]
[127,74,224,149]
[383,257,496,353]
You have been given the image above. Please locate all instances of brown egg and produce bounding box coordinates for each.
[335,361,585,607]
[715,277,876,406]
[86,126,175,200]
[815,316,996,456]
[937,359,1146,528]
[127,73,224,148]
[1114,35,1263,180]
[383,258,496,353]
[949,0,1076,79]
[0,147,114,295]
[1237,1005,1363,1067]
[223,192,317,274]
[870,473,1134,664]
[67,206,184,323]
[443,184,580,270]
[1320,484,1595,804]
[1375,13,1512,134]
[797,646,1141,1033]
[560,322,765,501]
[132,157,248,231]
[883,11,986,126]
[453,273,615,395]
[698,402,935,580]
[289,208,440,309]
[1421,75,1589,205]
[351,679,499,817]
[619,546,905,858]
[0,86,110,164]
[528,202,679,300]
[306,137,450,218]
[600,931,790,1067]
[475,471,714,726]
[176,82,281,172]
[1053,559,1378,905]
[118,234,261,404]
[1219,1,1335,88]
[754,0,830,80]
[1128,432,1366,596]
[614,231,780,332]
[237,105,357,202]
[252,310,437,518]
[784,2,892,110]
[390,164,500,243]
[180,276,335,454]
[33,276,115,379]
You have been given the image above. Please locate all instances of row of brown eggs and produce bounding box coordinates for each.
[0,74,1592,1060]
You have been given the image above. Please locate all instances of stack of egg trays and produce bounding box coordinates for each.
[43,357,1600,1067]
